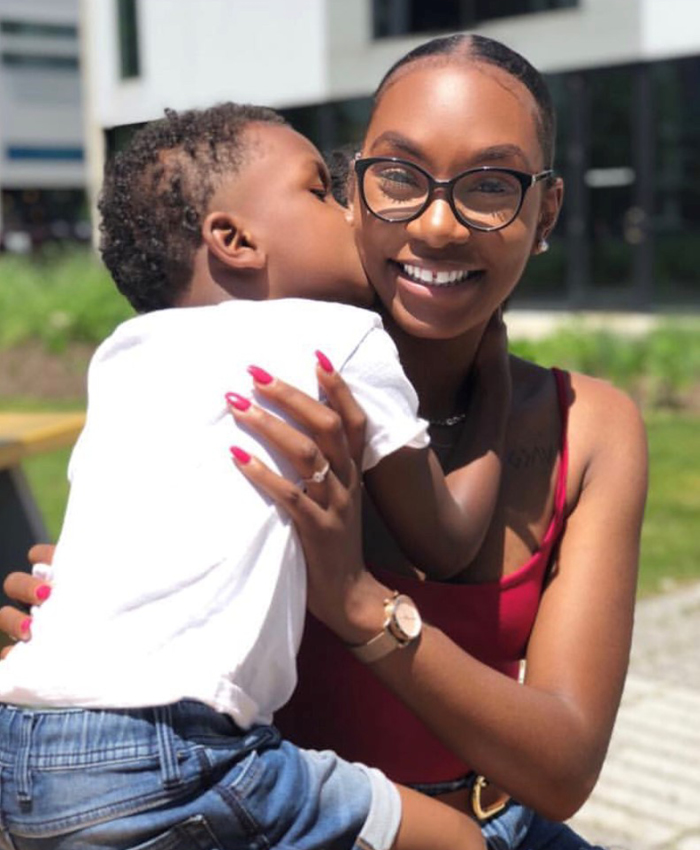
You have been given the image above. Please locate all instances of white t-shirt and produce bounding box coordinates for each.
[0,299,428,727]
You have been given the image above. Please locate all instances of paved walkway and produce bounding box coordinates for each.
[568,582,700,850]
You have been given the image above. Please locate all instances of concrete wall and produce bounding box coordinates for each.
[85,0,700,126]
[87,0,330,129]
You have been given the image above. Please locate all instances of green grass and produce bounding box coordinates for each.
[639,412,700,595]
[510,324,700,409]
[0,248,133,352]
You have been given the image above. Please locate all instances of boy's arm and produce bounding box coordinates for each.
[364,316,510,578]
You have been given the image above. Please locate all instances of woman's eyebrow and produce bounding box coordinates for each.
[476,144,532,168]
[367,131,424,158]
[367,134,533,170]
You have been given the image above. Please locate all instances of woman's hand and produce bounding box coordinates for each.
[0,544,55,656]
[226,356,391,644]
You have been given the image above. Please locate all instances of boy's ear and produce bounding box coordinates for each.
[202,211,266,270]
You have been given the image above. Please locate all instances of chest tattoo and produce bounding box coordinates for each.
[507,443,556,470]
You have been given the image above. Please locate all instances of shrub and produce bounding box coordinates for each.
[510,323,700,409]
[0,247,133,352]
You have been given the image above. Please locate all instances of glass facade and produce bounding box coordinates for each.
[117,0,140,79]
[0,20,78,38]
[373,0,578,39]
[519,57,700,307]
[1,188,89,250]
[1,53,79,70]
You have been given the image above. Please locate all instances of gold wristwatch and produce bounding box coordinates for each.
[348,592,422,663]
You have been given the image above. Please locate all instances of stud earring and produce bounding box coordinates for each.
[537,238,550,254]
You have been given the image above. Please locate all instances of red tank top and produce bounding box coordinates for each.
[276,368,571,784]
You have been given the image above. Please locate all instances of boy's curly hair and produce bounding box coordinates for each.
[98,103,286,313]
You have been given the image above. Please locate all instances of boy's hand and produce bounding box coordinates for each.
[0,544,54,656]
[474,308,511,395]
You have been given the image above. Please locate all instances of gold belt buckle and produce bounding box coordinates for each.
[471,775,508,822]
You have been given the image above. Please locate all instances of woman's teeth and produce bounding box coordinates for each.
[400,263,473,286]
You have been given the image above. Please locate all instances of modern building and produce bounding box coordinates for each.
[80,0,700,307]
[0,0,87,250]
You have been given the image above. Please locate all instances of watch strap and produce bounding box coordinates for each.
[348,627,404,663]
[347,592,419,664]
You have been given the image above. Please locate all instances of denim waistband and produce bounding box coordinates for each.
[0,700,268,770]
[0,700,279,807]
[408,771,476,796]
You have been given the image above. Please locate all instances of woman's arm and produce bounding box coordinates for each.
[234,369,647,820]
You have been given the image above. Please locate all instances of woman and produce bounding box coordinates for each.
[1,34,647,850]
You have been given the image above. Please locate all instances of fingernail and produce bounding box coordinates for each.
[315,350,334,374]
[230,446,251,464]
[20,617,32,636]
[35,584,52,602]
[247,365,273,385]
[225,392,251,412]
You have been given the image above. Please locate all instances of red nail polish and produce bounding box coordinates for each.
[315,350,334,374]
[247,365,273,385]
[225,392,251,412]
[35,584,52,602]
[230,446,251,464]
[20,617,32,635]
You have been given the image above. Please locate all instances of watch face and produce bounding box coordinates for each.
[392,596,422,641]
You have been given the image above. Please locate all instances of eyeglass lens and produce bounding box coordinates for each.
[361,161,525,229]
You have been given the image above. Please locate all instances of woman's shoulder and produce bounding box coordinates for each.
[510,357,643,427]
[566,370,645,437]
[510,358,647,492]
[559,370,648,507]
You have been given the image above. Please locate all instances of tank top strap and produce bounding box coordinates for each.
[551,367,570,516]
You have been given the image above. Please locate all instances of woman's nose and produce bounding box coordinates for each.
[405,196,471,247]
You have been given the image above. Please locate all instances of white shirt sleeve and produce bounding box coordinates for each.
[339,326,430,472]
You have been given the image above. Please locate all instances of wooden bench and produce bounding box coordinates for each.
[0,411,85,599]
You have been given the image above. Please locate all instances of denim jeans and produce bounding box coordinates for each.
[0,701,400,850]
[411,774,605,850]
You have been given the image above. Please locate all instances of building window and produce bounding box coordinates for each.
[117,0,140,79]
[0,20,78,38]
[6,145,84,162]
[0,52,78,70]
[373,0,578,39]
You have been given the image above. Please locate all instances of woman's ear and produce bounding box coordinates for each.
[533,176,564,256]
[342,163,359,226]
[202,211,266,270]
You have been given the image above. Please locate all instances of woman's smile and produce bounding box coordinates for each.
[393,261,484,287]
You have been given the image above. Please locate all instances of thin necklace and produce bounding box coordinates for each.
[427,410,469,428]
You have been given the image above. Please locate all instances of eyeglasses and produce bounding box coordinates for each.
[354,157,553,232]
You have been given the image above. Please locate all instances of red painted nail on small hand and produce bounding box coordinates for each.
[35,584,52,602]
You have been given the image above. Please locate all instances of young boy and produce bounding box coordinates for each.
[0,103,490,850]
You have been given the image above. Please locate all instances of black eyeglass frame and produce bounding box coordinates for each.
[354,156,554,232]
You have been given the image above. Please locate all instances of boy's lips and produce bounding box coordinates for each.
[391,260,484,287]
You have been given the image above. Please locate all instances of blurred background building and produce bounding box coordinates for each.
[5,0,700,309]
[0,0,88,251]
